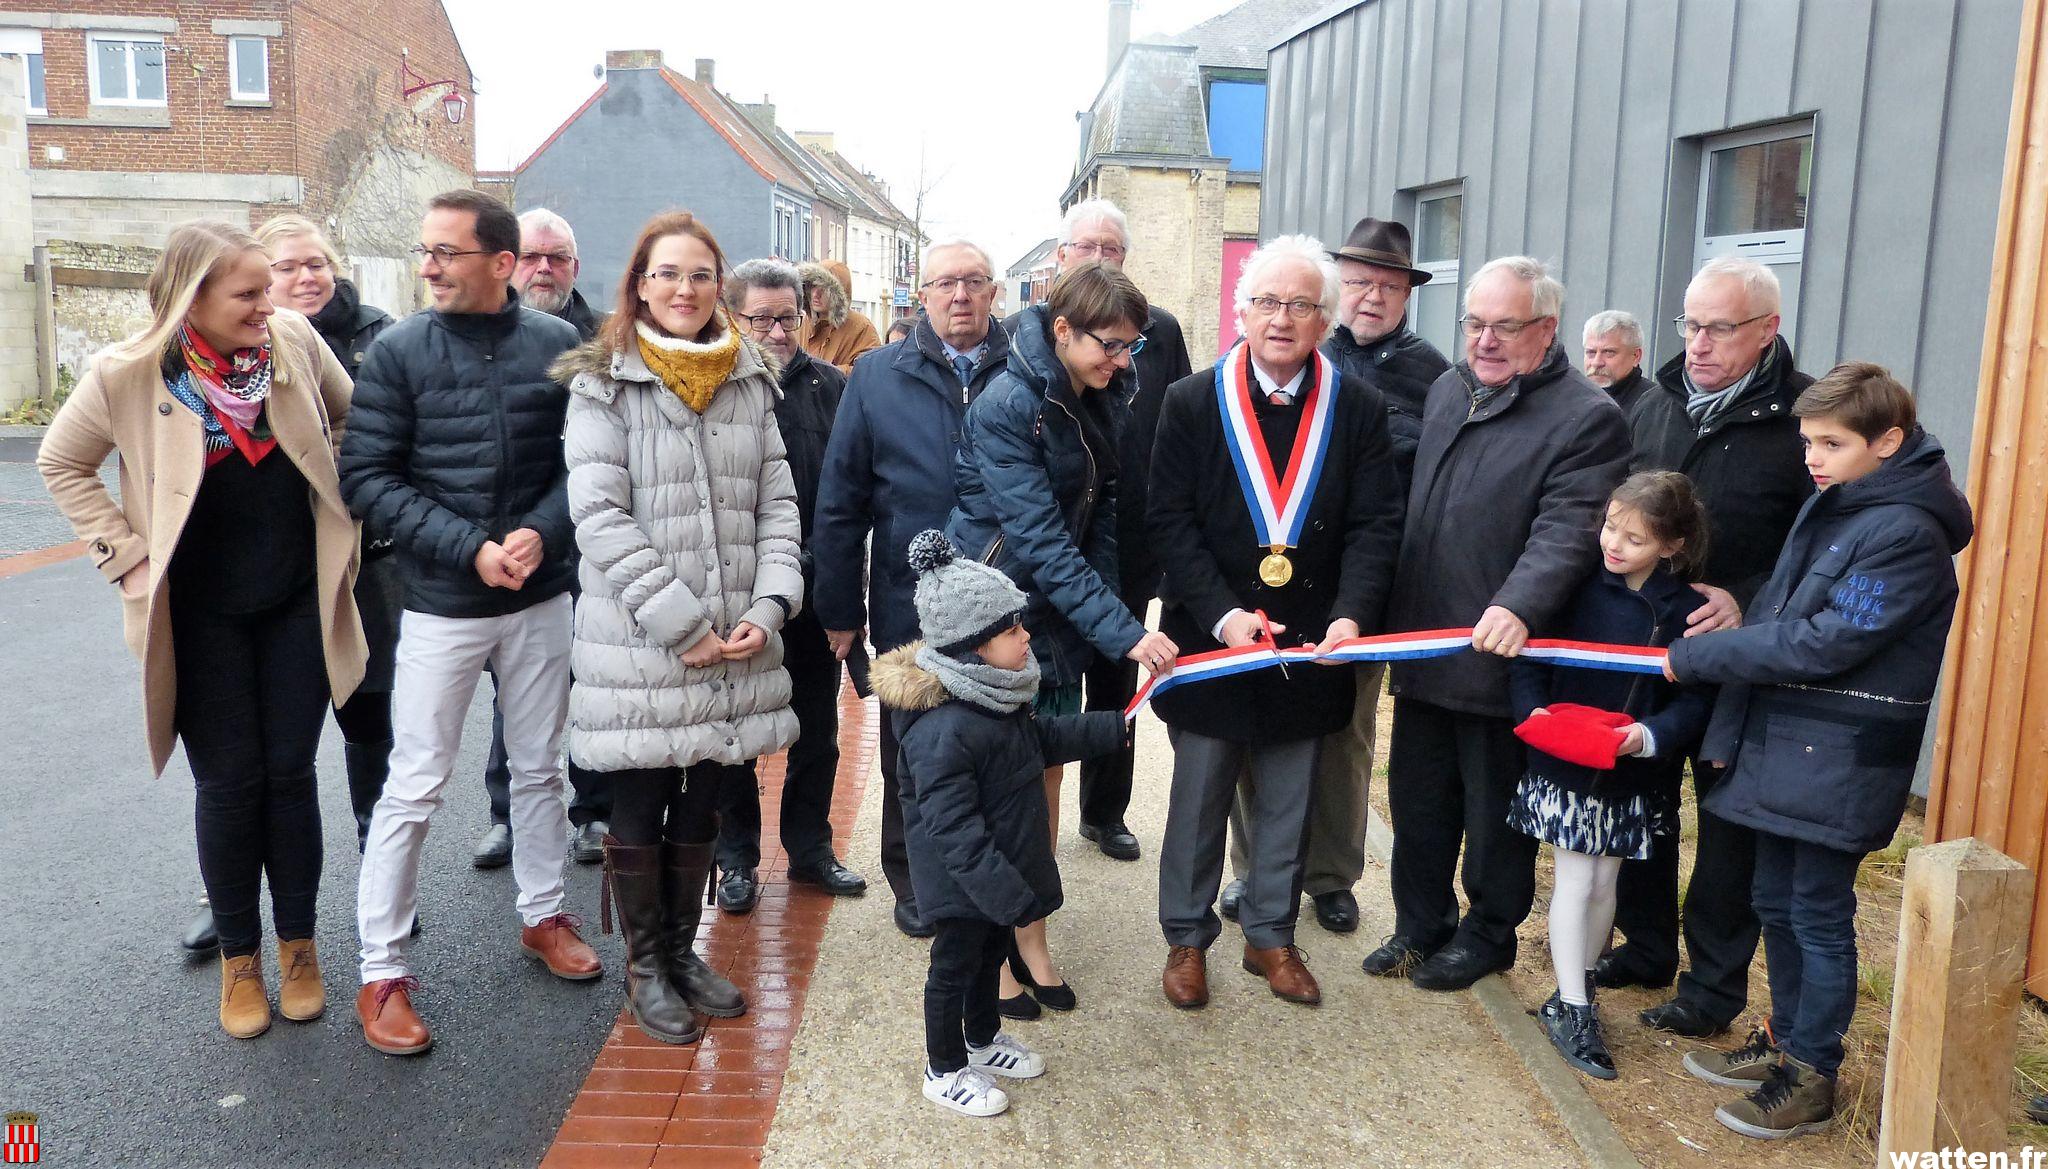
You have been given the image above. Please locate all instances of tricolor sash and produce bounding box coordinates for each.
[1214,343,1339,553]
[1124,628,1669,720]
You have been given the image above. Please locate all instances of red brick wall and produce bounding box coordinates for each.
[25,0,476,220]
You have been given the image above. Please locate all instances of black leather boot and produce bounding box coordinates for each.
[602,836,703,1044]
[345,739,394,851]
[662,840,746,1019]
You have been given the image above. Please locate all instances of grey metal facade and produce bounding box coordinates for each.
[514,66,783,304]
[1262,0,2022,470]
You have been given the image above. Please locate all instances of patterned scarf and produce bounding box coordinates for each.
[636,314,740,414]
[1684,342,1776,427]
[178,324,272,430]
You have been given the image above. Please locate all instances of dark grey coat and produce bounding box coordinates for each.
[1386,344,1634,718]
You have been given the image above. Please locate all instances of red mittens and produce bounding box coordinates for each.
[1514,703,1633,770]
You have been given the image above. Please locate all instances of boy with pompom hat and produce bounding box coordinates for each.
[871,531,1126,1117]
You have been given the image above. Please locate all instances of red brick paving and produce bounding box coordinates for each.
[0,539,83,579]
[539,682,878,1169]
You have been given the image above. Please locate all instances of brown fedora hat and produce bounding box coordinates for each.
[1330,217,1432,285]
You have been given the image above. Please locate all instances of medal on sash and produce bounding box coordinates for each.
[1215,343,1338,589]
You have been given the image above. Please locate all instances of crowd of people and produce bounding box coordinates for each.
[36,187,1972,1142]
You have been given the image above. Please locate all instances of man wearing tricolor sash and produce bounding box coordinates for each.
[1149,236,1404,1009]
[1370,256,1633,993]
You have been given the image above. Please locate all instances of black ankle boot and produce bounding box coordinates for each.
[663,840,746,1018]
[345,739,394,852]
[1537,990,1617,1080]
[601,836,703,1044]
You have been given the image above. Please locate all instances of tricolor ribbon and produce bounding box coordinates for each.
[1123,627,1668,721]
[1215,344,1338,551]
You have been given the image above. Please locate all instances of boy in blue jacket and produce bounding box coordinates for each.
[1663,362,1973,1140]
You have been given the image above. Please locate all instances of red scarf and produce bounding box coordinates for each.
[177,325,277,466]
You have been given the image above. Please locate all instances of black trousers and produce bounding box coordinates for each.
[925,917,1007,1073]
[603,762,726,846]
[1606,764,1686,976]
[717,610,841,871]
[1671,761,1760,1021]
[1385,698,1535,958]
[484,672,609,828]
[879,708,913,909]
[171,588,331,958]
[1078,587,1151,829]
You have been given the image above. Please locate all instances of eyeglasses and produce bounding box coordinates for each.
[1674,312,1772,342]
[1064,241,1127,261]
[639,268,718,289]
[518,251,575,268]
[270,258,331,277]
[735,310,803,334]
[1245,295,1323,320]
[1342,277,1408,299]
[1459,315,1550,339]
[409,244,491,264]
[1081,328,1147,358]
[921,275,994,296]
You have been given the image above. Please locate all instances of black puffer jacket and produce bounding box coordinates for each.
[1628,338,1814,606]
[1509,565,1713,797]
[949,304,1145,687]
[875,644,1124,926]
[1322,316,1450,487]
[307,279,394,380]
[339,291,580,618]
[1672,429,1973,854]
[1386,344,1634,718]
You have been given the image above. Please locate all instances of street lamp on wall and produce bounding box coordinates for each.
[399,48,467,126]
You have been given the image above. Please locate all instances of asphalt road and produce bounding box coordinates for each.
[0,556,619,1168]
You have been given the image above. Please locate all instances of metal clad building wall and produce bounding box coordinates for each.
[1262,0,2020,472]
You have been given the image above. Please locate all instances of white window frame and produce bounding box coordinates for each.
[87,33,168,108]
[1693,120,1813,349]
[1410,184,1464,359]
[1,29,46,115]
[227,35,268,102]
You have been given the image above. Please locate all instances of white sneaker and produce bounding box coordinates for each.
[967,1032,1046,1079]
[923,1066,1009,1117]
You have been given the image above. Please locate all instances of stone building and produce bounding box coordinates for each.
[0,0,475,398]
[1063,0,1325,365]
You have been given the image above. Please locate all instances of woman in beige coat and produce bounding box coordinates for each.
[37,220,365,1041]
[562,211,801,1045]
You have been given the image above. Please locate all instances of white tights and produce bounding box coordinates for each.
[1549,847,1624,1007]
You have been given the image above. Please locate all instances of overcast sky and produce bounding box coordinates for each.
[441,0,1245,273]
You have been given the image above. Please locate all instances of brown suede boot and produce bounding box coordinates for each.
[219,953,272,1039]
[276,938,325,1022]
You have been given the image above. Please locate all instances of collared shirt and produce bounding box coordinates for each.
[1249,358,1309,404]
[940,338,989,369]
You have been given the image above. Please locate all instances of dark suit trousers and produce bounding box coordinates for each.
[879,707,913,908]
[1386,698,1535,958]
[1078,587,1151,828]
[1674,761,1759,1022]
[717,609,842,871]
[1607,765,1685,975]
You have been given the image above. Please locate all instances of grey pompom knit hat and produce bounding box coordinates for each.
[908,530,1029,659]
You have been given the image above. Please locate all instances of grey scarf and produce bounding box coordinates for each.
[916,644,1041,715]
[1685,343,1776,427]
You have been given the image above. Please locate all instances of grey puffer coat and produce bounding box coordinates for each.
[558,329,803,772]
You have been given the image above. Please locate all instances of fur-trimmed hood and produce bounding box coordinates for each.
[799,261,850,329]
[871,643,947,712]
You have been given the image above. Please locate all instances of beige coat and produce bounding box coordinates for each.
[37,309,368,776]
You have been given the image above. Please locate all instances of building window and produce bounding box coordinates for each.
[2,30,46,115]
[1410,187,1464,358]
[1695,121,1813,346]
[229,36,268,102]
[89,34,167,107]
[1206,77,1266,171]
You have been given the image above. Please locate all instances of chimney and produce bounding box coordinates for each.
[1107,0,1132,75]
[604,49,663,71]
[694,58,715,85]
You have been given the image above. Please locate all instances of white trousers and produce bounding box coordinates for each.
[357,593,573,983]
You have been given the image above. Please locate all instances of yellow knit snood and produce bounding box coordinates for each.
[636,315,740,414]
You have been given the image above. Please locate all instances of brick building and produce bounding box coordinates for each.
[1064,0,1324,365]
[0,0,475,396]
[796,133,919,326]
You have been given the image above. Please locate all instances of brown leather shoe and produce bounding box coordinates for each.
[276,938,325,1022]
[357,977,432,1056]
[1243,943,1322,1005]
[521,913,603,981]
[1163,945,1209,1009]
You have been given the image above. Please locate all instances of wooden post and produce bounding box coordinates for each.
[1878,838,2032,1160]
[1926,0,2048,997]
